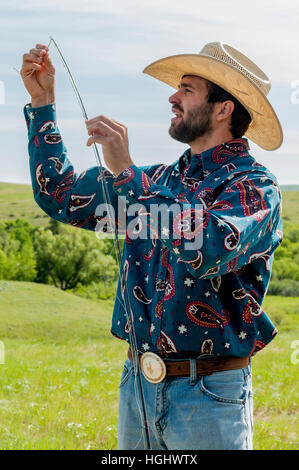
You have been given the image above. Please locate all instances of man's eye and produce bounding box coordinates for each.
[185,89,192,93]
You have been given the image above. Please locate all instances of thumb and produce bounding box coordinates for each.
[42,51,55,72]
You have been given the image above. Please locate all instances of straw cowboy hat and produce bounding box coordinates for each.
[143,42,283,151]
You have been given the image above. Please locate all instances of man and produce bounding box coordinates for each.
[21,41,283,450]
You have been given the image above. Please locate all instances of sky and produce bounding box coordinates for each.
[0,0,298,186]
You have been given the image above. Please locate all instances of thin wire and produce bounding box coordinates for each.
[48,36,151,449]
[48,37,121,266]
[48,37,130,325]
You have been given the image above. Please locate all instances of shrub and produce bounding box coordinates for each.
[0,219,37,281]
[268,279,299,297]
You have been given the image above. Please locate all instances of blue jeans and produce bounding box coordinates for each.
[118,357,253,450]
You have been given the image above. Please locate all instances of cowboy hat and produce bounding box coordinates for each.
[143,42,283,151]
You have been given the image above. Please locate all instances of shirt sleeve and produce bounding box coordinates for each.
[24,103,166,233]
[112,164,283,279]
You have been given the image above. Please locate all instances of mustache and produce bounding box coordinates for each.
[172,106,184,113]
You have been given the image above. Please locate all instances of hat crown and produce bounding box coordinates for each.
[200,42,271,96]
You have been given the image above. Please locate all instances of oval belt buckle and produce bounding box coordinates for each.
[140,352,167,384]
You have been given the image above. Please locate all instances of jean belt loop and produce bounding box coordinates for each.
[189,358,197,386]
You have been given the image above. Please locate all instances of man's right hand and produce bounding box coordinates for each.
[21,43,55,108]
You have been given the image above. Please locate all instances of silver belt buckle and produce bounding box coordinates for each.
[140,352,167,384]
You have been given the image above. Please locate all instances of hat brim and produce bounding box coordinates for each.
[143,54,283,151]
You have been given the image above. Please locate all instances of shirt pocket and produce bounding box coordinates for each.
[199,366,250,405]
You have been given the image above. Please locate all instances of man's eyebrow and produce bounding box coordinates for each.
[179,82,196,90]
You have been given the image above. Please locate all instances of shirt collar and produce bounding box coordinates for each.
[182,138,250,175]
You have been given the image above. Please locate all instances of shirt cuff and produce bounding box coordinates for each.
[23,102,57,137]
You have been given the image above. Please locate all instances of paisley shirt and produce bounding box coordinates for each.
[24,103,283,358]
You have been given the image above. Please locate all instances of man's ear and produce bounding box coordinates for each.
[216,100,235,122]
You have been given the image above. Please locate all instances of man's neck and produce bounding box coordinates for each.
[189,130,234,155]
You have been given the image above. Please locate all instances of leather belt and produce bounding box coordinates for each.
[128,347,250,384]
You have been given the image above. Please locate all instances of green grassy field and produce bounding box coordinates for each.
[280,190,299,225]
[0,182,49,226]
[0,281,298,450]
[0,280,128,450]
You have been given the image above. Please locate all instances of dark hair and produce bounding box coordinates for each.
[206,80,252,138]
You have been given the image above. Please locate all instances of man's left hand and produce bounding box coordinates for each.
[85,115,134,176]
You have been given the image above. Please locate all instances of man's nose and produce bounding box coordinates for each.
[168,90,181,104]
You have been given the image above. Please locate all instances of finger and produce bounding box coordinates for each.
[86,134,108,147]
[85,114,104,125]
[42,50,55,68]
[21,61,42,72]
[24,51,54,73]
[36,43,49,51]
[21,62,42,77]
[85,114,122,128]
[23,53,43,64]
[30,48,46,57]
[112,119,127,130]
[86,120,121,138]
[86,115,126,135]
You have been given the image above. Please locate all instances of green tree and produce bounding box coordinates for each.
[33,228,118,290]
[268,221,299,296]
[47,218,61,235]
[0,219,37,281]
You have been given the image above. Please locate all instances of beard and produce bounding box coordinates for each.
[169,102,214,143]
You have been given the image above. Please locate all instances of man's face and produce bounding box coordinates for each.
[168,75,214,144]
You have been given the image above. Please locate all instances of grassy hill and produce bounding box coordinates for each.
[0,280,298,450]
[280,190,299,225]
[281,185,299,191]
[0,182,49,226]
[1,182,299,225]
